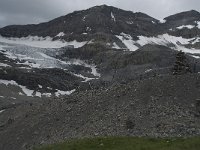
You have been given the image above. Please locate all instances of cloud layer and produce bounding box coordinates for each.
[0,0,199,27]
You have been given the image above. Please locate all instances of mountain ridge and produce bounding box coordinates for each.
[0,5,199,40]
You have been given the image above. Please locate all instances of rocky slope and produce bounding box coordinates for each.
[0,74,200,150]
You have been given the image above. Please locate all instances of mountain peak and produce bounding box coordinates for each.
[164,10,200,21]
[188,9,200,14]
[87,4,123,13]
[90,4,117,9]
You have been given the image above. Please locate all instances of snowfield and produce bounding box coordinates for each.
[115,33,200,58]
[0,36,87,48]
[0,41,101,78]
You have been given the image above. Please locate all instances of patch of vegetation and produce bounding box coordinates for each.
[35,137,200,150]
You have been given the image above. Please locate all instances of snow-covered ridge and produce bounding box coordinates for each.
[0,36,87,48]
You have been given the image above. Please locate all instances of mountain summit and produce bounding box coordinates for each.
[0,5,158,39]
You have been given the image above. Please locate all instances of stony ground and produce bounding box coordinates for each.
[0,74,200,150]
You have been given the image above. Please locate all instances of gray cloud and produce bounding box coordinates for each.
[0,0,199,27]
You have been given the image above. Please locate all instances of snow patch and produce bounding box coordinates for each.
[195,21,200,29]
[112,42,121,49]
[19,92,24,95]
[35,92,42,98]
[145,69,152,73]
[87,40,94,44]
[115,33,200,55]
[42,93,52,97]
[137,34,200,54]
[159,19,166,23]
[0,63,11,67]
[88,65,100,77]
[111,12,116,22]
[73,74,96,82]
[86,27,91,32]
[116,33,139,51]
[198,22,200,28]
[191,38,200,44]
[0,80,34,97]
[126,21,134,24]
[106,43,111,46]
[67,59,101,77]
[55,89,75,97]
[176,25,194,30]
[82,16,87,21]
[0,109,5,114]
[56,32,65,37]
[190,55,200,59]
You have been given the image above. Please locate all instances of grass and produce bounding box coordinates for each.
[35,137,200,150]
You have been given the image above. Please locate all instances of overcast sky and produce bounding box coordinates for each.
[0,0,199,27]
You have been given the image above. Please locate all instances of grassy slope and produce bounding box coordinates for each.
[35,137,200,150]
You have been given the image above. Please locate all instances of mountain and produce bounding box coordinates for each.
[0,5,200,108]
[164,10,200,26]
[1,5,200,49]
[0,5,200,150]
[0,5,159,39]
